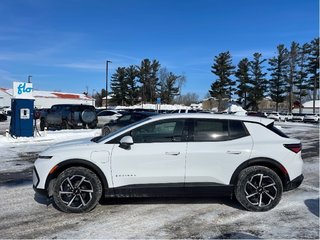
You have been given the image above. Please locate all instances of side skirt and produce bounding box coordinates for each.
[104,183,234,198]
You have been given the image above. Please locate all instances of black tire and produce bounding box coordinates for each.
[234,166,283,212]
[102,126,111,136]
[61,120,70,129]
[52,167,102,213]
[88,122,97,129]
[40,118,46,131]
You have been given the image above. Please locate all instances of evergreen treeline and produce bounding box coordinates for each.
[95,38,318,113]
[210,38,319,113]
[95,59,186,106]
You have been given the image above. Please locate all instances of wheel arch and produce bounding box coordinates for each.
[45,159,109,196]
[230,157,290,189]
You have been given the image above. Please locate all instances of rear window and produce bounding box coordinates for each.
[266,122,289,138]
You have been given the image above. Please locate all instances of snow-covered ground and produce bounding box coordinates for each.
[0,120,319,238]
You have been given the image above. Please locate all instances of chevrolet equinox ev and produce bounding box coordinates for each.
[33,114,304,213]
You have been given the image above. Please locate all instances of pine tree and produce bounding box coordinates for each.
[287,42,299,113]
[268,45,289,112]
[150,59,161,102]
[209,51,235,111]
[248,53,268,111]
[137,59,161,103]
[307,38,319,113]
[159,68,180,104]
[235,58,250,108]
[110,67,128,105]
[293,43,310,113]
[125,65,139,105]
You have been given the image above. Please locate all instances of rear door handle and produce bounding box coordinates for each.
[165,152,180,156]
[227,150,241,155]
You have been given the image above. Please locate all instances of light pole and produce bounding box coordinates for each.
[92,89,96,106]
[106,60,112,109]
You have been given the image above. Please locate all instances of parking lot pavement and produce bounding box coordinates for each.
[0,122,319,239]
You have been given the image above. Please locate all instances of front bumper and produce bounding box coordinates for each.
[33,167,49,197]
[285,174,304,191]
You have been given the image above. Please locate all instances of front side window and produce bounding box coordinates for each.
[118,114,132,122]
[131,119,186,143]
[193,119,228,141]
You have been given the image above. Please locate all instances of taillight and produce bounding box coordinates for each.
[284,143,302,153]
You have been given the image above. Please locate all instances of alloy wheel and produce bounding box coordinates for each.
[244,173,277,207]
[59,175,94,208]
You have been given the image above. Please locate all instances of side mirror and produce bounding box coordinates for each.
[119,136,134,150]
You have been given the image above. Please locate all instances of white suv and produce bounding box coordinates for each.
[33,114,303,213]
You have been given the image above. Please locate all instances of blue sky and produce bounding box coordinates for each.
[0,0,318,98]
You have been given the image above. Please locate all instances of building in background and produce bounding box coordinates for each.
[0,88,95,109]
[292,100,319,114]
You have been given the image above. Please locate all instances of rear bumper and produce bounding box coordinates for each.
[285,174,304,191]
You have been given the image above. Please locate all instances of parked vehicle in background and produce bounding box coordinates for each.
[97,110,123,127]
[303,114,319,123]
[40,104,97,130]
[33,113,304,213]
[246,111,268,118]
[170,109,198,113]
[267,112,282,121]
[280,113,293,121]
[0,113,7,122]
[0,106,11,116]
[292,113,305,122]
[101,111,157,136]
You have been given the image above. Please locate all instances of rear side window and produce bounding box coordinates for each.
[266,122,289,138]
[229,120,248,139]
[192,119,249,142]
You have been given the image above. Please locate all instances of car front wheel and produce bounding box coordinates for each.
[52,167,102,213]
[234,166,283,212]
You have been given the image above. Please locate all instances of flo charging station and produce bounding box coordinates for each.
[10,82,35,137]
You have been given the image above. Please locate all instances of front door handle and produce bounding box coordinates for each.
[165,152,180,156]
[227,150,242,155]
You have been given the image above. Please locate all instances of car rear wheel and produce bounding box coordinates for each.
[52,167,102,213]
[234,166,283,212]
[102,126,111,136]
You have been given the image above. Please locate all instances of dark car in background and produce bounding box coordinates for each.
[101,111,157,136]
[40,104,97,130]
[0,113,7,122]
[246,111,268,118]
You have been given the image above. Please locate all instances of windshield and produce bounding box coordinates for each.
[96,117,152,143]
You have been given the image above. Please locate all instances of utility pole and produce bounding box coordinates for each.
[92,89,96,107]
[106,60,112,109]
